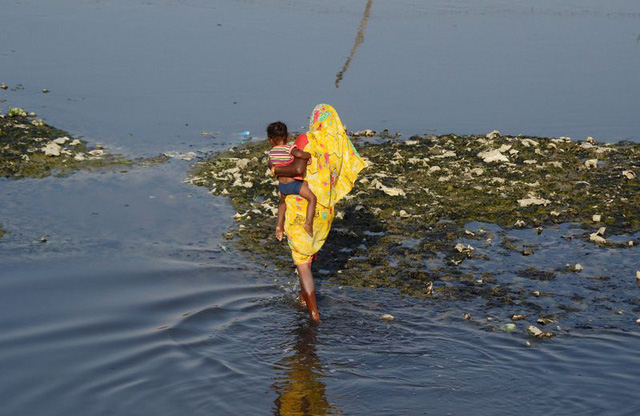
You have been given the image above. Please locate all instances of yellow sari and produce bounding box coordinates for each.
[284,104,367,265]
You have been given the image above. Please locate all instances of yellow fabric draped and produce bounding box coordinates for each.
[284,104,367,265]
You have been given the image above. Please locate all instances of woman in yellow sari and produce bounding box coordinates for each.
[274,104,367,322]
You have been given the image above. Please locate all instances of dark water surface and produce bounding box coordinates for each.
[0,163,638,414]
[2,1,640,415]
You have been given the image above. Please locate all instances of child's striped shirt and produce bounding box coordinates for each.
[268,144,296,167]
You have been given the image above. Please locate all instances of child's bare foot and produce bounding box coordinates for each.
[275,227,283,241]
[303,222,314,237]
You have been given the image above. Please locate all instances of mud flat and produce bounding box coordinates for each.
[190,132,640,335]
[0,107,132,179]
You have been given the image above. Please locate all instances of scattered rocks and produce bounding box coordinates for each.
[527,325,543,337]
[42,142,62,157]
[622,170,636,180]
[589,233,606,244]
[1,108,131,178]
[354,129,376,137]
[380,313,395,321]
[486,130,500,139]
[370,178,406,197]
[478,149,509,163]
[163,151,198,161]
[511,314,526,321]
[537,317,555,325]
[517,196,551,207]
[455,243,474,254]
[7,107,27,117]
[189,132,640,336]
[568,263,583,272]
[527,325,554,338]
[584,159,598,169]
[592,214,601,222]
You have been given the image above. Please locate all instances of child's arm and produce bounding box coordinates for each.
[274,156,307,177]
[275,194,286,241]
[291,148,311,160]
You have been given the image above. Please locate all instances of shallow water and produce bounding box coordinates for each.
[2,1,640,415]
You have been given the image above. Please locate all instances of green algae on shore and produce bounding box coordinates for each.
[1,108,130,179]
[189,133,639,320]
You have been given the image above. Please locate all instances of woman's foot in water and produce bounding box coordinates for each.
[302,291,321,322]
[303,222,314,237]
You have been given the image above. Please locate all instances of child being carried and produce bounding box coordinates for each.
[267,121,317,239]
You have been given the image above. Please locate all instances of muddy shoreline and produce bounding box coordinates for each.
[0,107,133,179]
[189,132,640,336]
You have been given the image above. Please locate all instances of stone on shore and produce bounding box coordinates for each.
[517,196,551,207]
[584,159,598,169]
[478,149,509,163]
[43,142,62,157]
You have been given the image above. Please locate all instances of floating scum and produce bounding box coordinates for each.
[191,130,640,336]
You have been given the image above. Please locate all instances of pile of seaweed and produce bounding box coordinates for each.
[189,132,640,334]
[0,107,129,179]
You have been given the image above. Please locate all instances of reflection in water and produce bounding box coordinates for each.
[335,0,373,88]
[272,323,337,415]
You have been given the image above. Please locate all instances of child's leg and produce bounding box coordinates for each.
[298,181,317,237]
[275,193,286,241]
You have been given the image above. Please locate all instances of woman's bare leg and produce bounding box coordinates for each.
[298,182,316,237]
[296,262,320,322]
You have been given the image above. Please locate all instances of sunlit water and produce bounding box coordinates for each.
[1,1,640,415]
